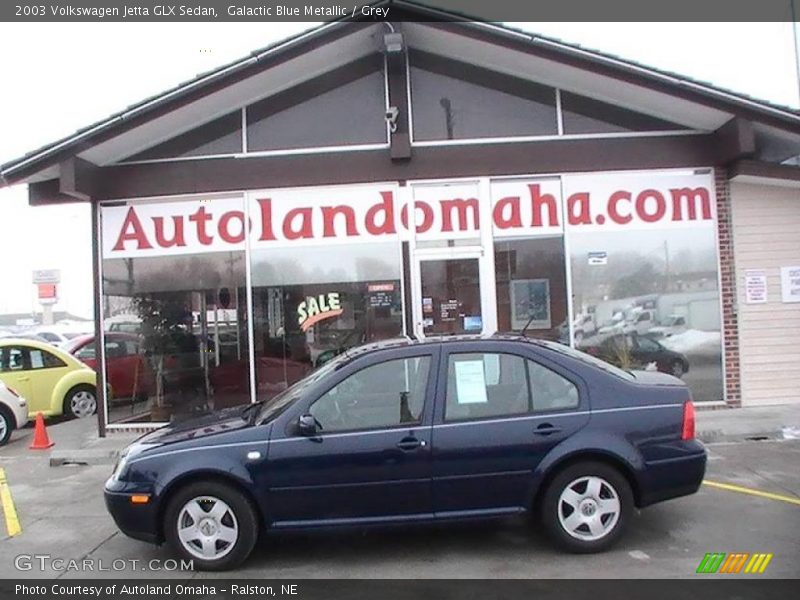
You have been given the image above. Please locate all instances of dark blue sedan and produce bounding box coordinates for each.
[104,335,706,570]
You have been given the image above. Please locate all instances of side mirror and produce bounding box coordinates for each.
[297,413,320,437]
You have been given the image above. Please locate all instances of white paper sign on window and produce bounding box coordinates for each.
[454,360,488,404]
[744,269,768,304]
[781,266,800,303]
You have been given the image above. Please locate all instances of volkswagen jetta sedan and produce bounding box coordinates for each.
[105,336,706,571]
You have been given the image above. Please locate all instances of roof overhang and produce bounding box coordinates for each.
[3,5,800,192]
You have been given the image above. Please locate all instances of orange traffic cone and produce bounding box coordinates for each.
[29,412,54,450]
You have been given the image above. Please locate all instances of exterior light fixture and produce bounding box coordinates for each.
[384,32,404,54]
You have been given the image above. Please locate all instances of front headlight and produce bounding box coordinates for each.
[110,450,130,481]
[110,442,158,481]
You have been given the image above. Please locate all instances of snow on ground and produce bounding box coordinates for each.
[660,329,721,354]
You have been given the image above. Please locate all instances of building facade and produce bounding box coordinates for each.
[2,15,799,432]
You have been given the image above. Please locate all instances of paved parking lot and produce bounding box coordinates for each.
[0,419,798,579]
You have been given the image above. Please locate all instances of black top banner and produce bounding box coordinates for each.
[2,0,800,22]
[1,580,799,600]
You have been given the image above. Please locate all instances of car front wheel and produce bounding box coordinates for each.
[540,461,633,553]
[164,481,258,571]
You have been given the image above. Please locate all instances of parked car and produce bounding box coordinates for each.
[579,333,690,378]
[63,333,155,401]
[27,329,83,347]
[105,335,705,570]
[0,380,28,446]
[572,314,597,343]
[648,315,689,339]
[0,339,99,419]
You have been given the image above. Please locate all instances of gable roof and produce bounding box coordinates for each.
[2,0,800,187]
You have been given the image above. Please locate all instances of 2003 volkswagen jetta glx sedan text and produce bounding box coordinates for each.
[105,336,706,570]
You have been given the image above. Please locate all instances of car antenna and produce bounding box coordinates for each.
[520,302,535,338]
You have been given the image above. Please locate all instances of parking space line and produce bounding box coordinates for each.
[0,467,22,536]
[703,479,800,506]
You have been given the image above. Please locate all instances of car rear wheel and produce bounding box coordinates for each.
[64,385,97,419]
[0,407,13,446]
[671,360,685,378]
[164,481,258,571]
[540,461,633,553]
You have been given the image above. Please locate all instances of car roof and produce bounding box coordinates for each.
[0,338,84,364]
[341,333,555,358]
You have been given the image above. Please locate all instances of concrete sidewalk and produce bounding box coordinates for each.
[696,403,800,443]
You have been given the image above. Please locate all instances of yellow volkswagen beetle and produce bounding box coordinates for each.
[0,339,98,419]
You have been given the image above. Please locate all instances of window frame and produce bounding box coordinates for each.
[434,342,586,425]
[289,346,440,437]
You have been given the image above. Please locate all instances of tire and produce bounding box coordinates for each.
[670,360,685,378]
[164,480,258,571]
[540,461,633,553]
[63,385,97,419]
[0,406,13,446]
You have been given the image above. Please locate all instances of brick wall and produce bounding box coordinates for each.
[715,169,741,407]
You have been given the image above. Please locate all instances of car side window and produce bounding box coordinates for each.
[636,337,660,352]
[29,349,67,370]
[75,342,97,360]
[445,353,529,422]
[309,356,431,433]
[527,360,579,411]
[0,347,27,372]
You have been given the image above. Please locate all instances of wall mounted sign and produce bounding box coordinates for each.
[588,251,608,265]
[780,266,800,303]
[101,171,716,258]
[744,269,768,304]
[297,292,343,331]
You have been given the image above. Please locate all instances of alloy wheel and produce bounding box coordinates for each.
[557,475,621,541]
[177,496,239,560]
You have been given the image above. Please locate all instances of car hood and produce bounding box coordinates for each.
[135,405,253,446]
[630,370,685,386]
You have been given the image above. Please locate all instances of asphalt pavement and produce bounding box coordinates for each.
[0,413,798,579]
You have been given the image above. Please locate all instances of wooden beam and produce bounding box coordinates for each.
[93,133,721,201]
[28,179,80,206]
[385,26,411,161]
[59,157,98,201]
[713,117,756,165]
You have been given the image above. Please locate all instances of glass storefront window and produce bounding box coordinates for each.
[568,228,723,402]
[250,243,403,399]
[494,237,568,342]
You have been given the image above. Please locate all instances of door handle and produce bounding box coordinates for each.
[18,377,30,382]
[533,423,562,436]
[396,437,426,451]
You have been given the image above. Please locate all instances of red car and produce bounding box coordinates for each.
[64,333,155,400]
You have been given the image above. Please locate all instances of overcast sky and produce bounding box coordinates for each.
[0,22,797,321]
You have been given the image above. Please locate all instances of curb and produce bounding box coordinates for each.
[49,448,122,467]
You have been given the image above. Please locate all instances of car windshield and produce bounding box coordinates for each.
[255,351,352,423]
[536,339,635,380]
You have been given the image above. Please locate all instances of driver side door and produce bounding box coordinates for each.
[266,347,439,527]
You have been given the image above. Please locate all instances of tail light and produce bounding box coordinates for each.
[6,386,19,398]
[681,399,696,441]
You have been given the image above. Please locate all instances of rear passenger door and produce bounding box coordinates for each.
[431,342,589,516]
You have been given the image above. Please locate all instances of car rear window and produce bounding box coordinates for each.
[536,340,635,381]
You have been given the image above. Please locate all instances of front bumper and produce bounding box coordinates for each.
[638,441,707,507]
[104,480,161,544]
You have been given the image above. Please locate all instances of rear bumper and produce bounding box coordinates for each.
[638,442,707,507]
[104,483,161,544]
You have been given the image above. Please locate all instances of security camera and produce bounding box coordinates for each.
[386,106,399,133]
